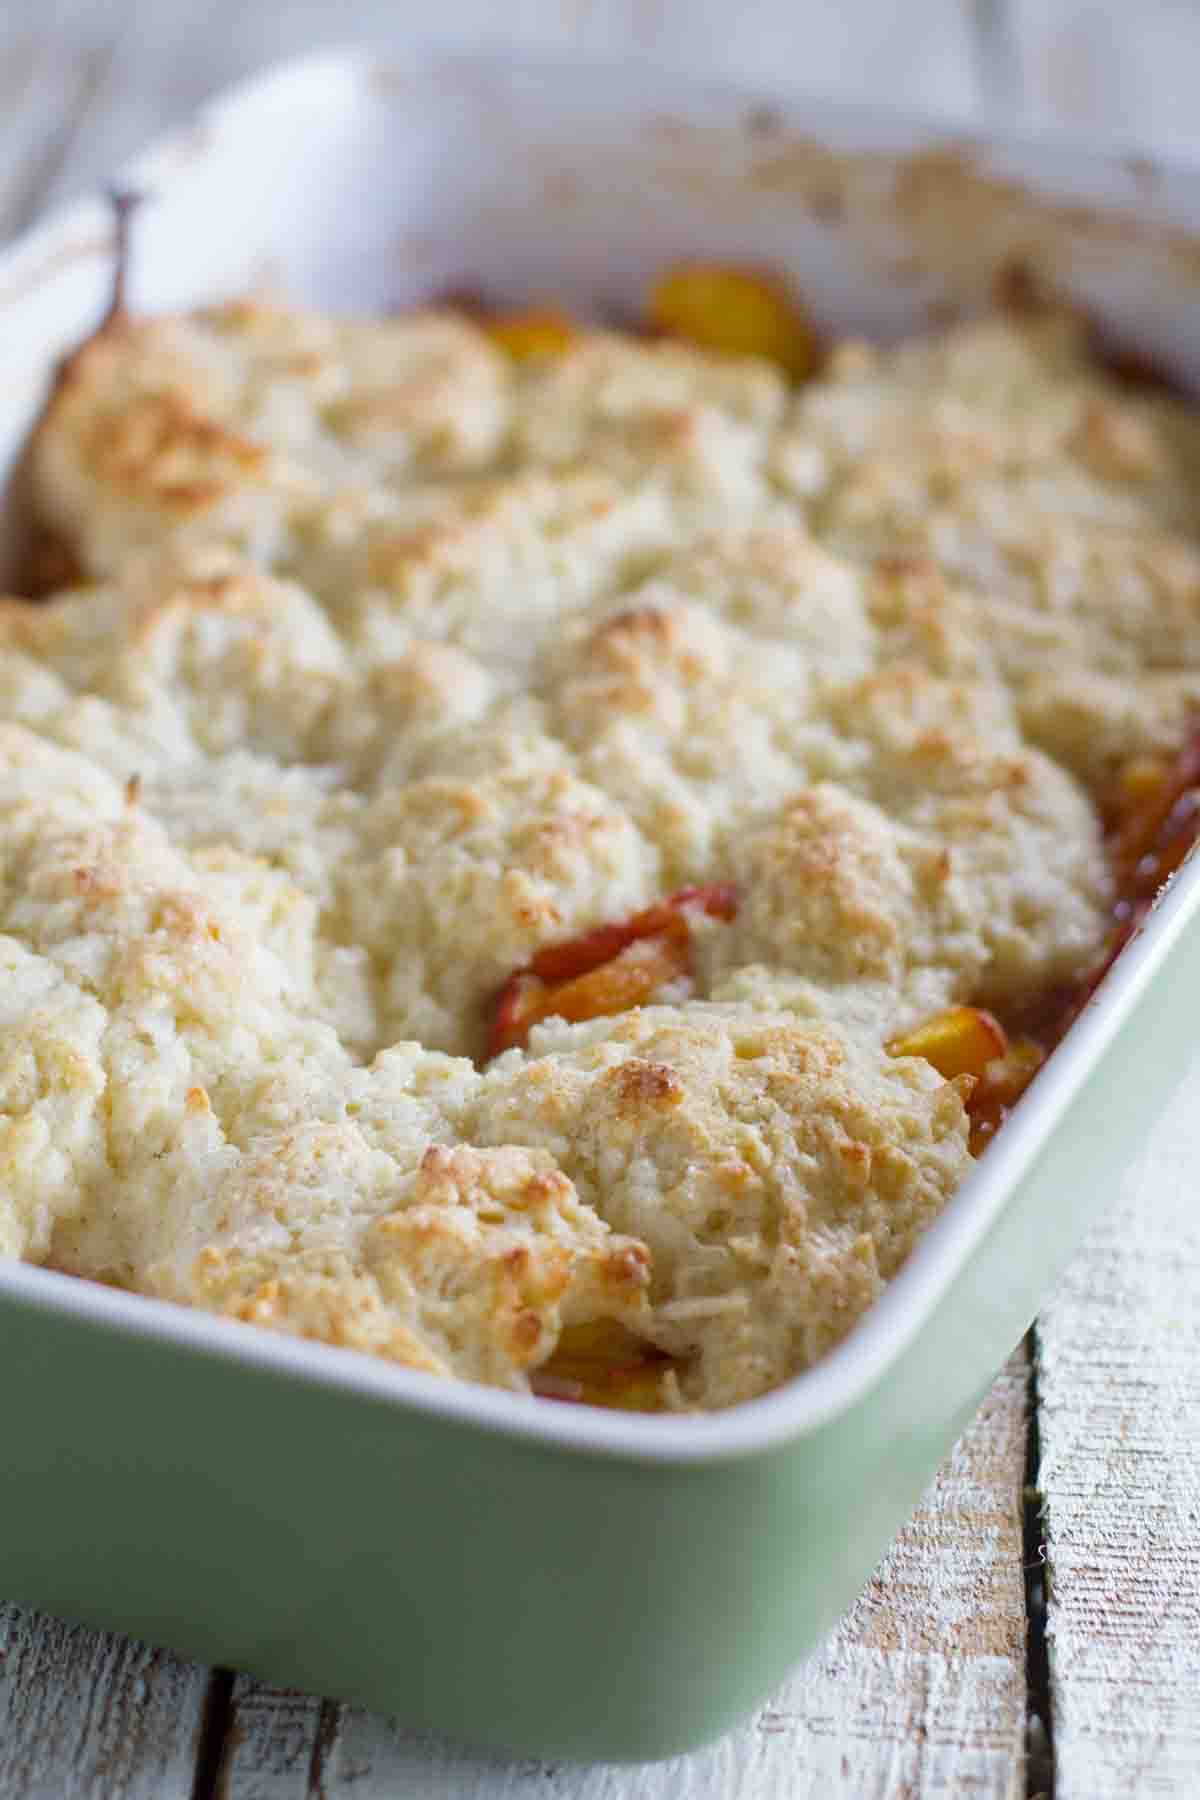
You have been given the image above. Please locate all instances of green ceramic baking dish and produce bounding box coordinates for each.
[3,46,1200,1763]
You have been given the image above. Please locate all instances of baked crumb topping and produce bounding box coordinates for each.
[3,278,1198,1408]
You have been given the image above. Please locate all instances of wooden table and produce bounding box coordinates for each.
[2,4,1199,1793]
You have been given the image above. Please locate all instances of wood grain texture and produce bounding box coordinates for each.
[217,1357,1027,1798]
[0,1606,212,1800]
[1037,1056,1200,1798]
[1010,0,1200,156]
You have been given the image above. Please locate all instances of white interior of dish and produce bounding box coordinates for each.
[3,45,1200,1459]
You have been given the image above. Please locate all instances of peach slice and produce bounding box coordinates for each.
[533,1320,674,1412]
[887,1005,1009,1083]
[1109,728,1200,894]
[490,934,689,1059]
[647,263,818,378]
[484,308,576,360]
[488,884,738,1058]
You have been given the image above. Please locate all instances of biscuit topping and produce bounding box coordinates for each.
[4,279,1195,1408]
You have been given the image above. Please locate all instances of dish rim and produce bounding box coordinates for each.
[3,41,1199,1468]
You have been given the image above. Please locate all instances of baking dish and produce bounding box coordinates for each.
[3,47,1200,1764]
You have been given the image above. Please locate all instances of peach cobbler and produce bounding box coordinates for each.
[1,267,1196,1409]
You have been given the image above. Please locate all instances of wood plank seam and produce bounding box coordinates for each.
[306,1698,343,1800]
[1023,1329,1055,1800]
[191,1669,236,1800]
[966,0,1025,116]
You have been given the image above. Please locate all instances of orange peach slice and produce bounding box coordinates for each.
[534,1320,673,1412]
[490,934,688,1059]
[647,263,818,378]
[488,884,738,1058]
[485,308,576,361]
[887,1005,1009,1083]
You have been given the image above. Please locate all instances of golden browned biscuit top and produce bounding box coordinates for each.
[6,295,1195,1406]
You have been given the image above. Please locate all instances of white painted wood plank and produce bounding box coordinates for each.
[1010,0,1200,158]
[219,1357,1027,1797]
[1037,1055,1200,1798]
[0,0,986,233]
[0,0,133,243]
[0,1606,213,1800]
[213,1684,334,1797]
[965,0,1024,120]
